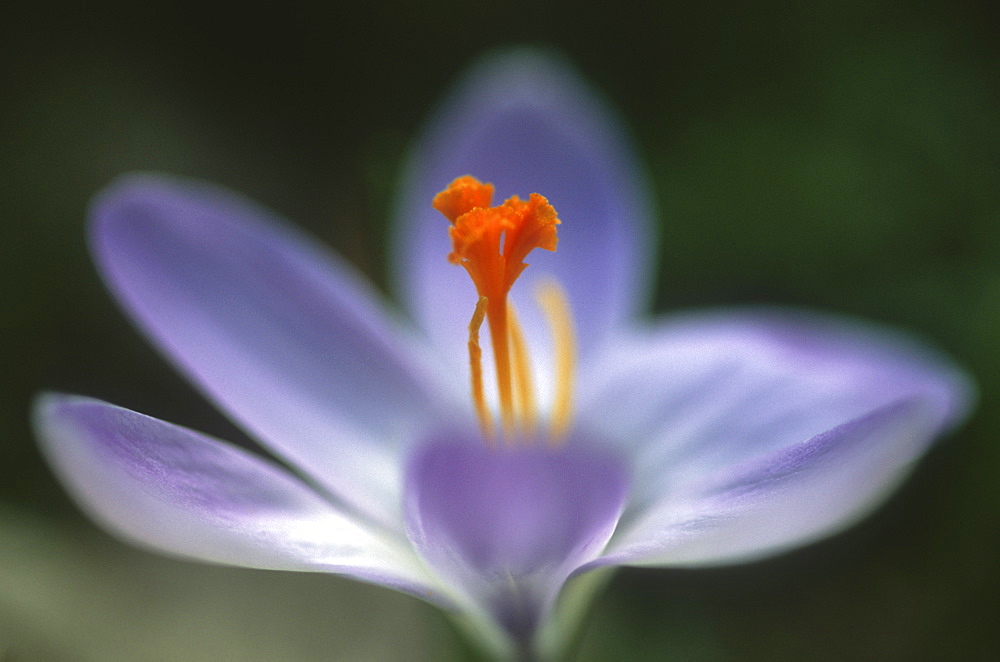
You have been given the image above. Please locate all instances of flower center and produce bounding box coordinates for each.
[433,175,577,445]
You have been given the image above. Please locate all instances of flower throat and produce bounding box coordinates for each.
[433,176,576,446]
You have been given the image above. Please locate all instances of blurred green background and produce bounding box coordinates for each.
[2,0,997,659]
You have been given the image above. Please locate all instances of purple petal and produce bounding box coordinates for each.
[596,398,947,566]
[393,49,654,384]
[34,394,442,601]
[90,174,463,526]
[579,308,973,509]
[404,436,628,638]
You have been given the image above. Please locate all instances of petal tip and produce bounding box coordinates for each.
[32,391,85,449]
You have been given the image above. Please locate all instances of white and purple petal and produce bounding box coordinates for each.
[90,174,466,527]
[33,394,444,603]
[579,308,973,513]
[394,49,655,392]
[594,397,947,567]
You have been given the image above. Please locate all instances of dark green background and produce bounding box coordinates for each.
[2,1,997,659]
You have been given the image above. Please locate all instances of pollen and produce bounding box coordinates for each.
[434,176,573,446]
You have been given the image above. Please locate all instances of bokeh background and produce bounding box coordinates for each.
[2,1,998,659]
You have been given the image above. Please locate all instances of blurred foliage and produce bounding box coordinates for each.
[1,0,997,659]
[0,507,451,661]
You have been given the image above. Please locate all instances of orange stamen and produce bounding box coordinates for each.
[434,175,560,442]
[507,302,537,438]
[537,280,576,444]
[467,296,493,443]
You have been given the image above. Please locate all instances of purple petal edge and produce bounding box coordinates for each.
[580,306,974,503]
[33,393,444,604]
[591,396,951,568]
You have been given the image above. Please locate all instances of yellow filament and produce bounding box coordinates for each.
[507,302,537,438]
[467,296,494,442]
[537,280,576,444]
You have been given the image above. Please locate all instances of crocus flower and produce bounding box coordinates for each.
[34,50,973,659]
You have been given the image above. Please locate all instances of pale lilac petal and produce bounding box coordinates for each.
[393,49,654,387]
[406,439,628,574]
[34,394,443,602]
[578,308,973,508]
[595,398,944,566]
[404,437,628,640]
[90,174,464,526]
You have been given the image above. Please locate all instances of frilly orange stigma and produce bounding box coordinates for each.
[431,175,495,225]
[434,176,559,302]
